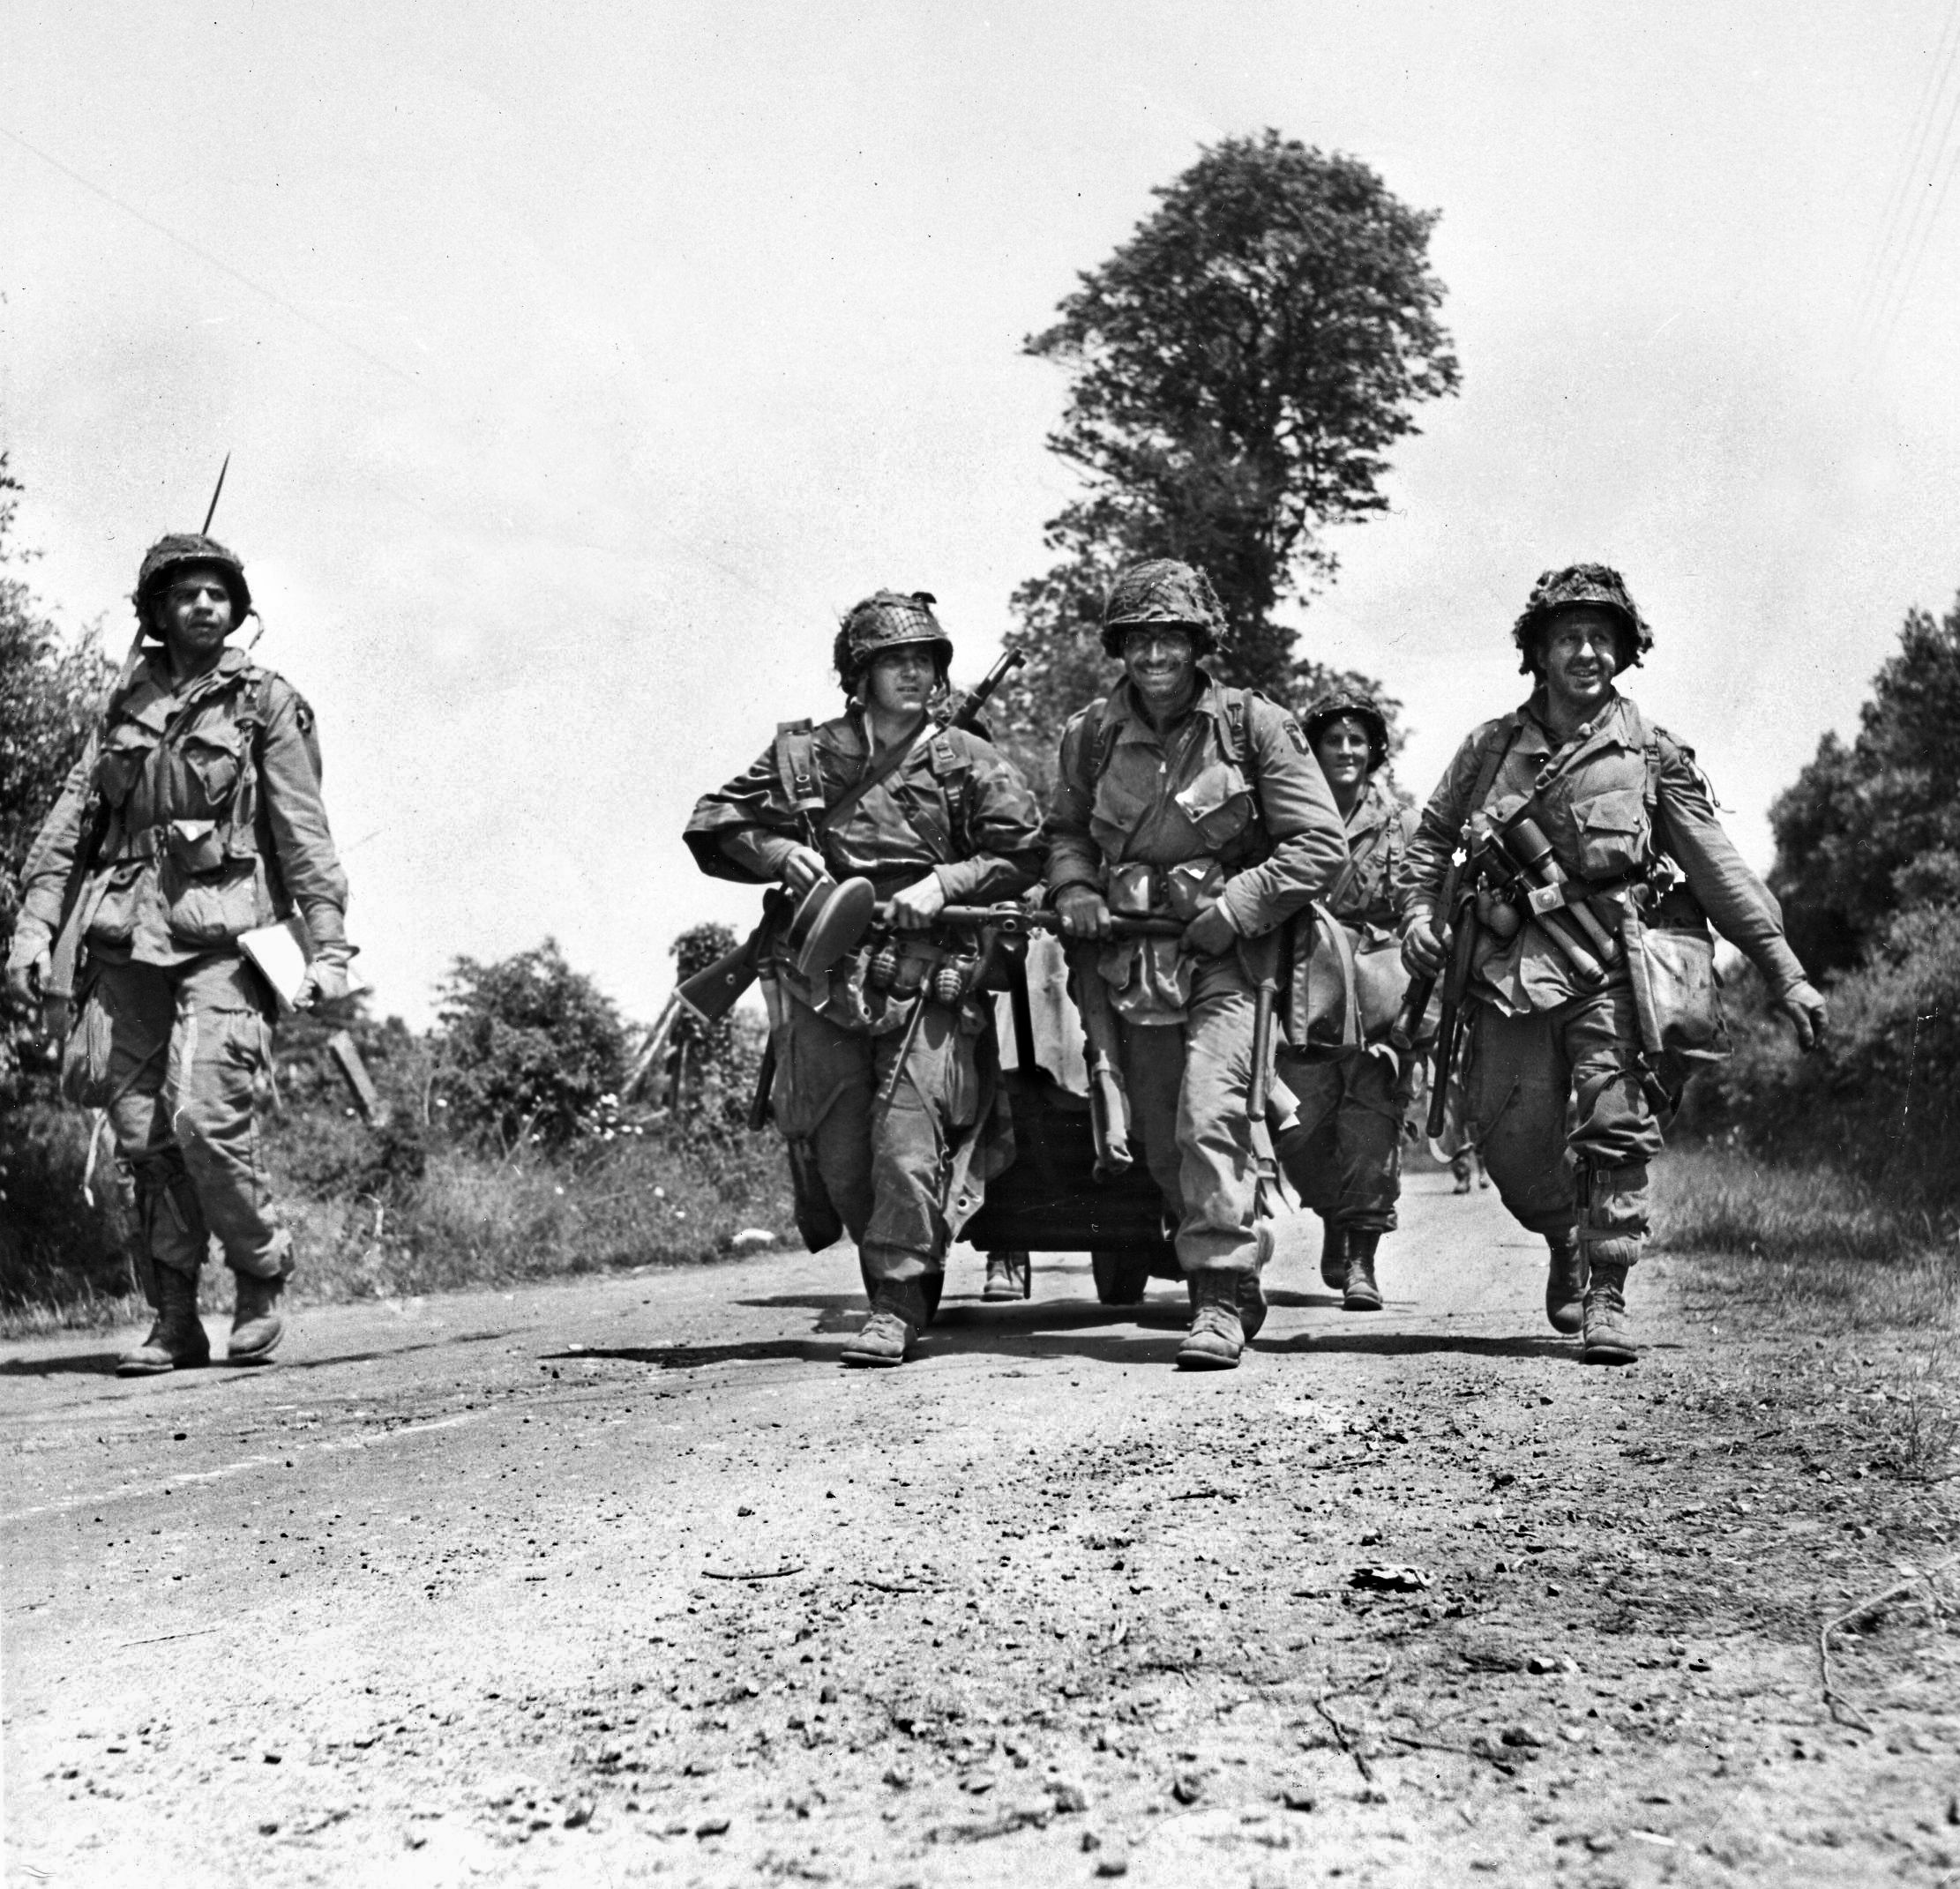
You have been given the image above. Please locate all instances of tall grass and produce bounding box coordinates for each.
[0,1105,794,1337]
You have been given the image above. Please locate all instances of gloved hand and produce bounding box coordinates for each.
[5,923,52,1009]
[1777,979,1828,1052]
[1055,885,1111,940]
[887,873,947,931]
[1183,900,1237,958]
[1400,910,1448,978]
[296,956,355,1009]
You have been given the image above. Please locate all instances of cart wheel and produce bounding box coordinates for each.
[1091,1249,1154,1305]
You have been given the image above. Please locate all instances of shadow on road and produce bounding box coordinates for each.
[0,1351,130,1378]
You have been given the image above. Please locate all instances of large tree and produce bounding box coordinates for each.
[994,130,1460,764]
[1769,591,1960,974]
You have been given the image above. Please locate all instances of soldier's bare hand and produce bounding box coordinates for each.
[1777,979,1828,1053]
[887,875,947,931]
[1055,886,1111,940]
[1183,900,1237,957]
[781,846,827,895]
[1401,916,1447,979]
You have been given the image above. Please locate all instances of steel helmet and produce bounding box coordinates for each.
[1511,563,1651,676]
[833,590,953,693]
[133,534,251,638]
[1099,558,1226,660]
[1304,688,1390,773]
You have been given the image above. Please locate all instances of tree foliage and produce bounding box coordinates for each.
[994,130,1458,754]
[1769,593,1960,974]
[0,455,114,956]
[432,939,626,1153]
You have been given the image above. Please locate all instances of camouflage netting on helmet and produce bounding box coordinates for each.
[1305,687,1390,772]
[133,533,251,636]
[832,590,954,692]
[1099,558,1226,659]
[1510,563,1652,676]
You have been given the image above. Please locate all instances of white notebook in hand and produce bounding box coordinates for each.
[237,917,366,1015]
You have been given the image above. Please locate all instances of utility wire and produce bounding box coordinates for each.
[1852,0,1960,339]
[1866,71,1960,358]
[0,123,420,387]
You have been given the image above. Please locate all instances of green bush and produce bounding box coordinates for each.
[431,938,627,1153]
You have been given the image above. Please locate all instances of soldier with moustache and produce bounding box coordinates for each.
[1047,559,1348,1370]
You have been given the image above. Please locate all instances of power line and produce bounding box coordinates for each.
[1852,0,1960,340]
[1866,63,1960,357]
[0,123,420,387]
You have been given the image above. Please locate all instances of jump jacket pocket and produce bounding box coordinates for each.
[163,855,271,946]
[178,729,243,812]
[1174,760,1253,849]
[83,862,146,947]
[94,724,157,808]
[1570,786,1649,880]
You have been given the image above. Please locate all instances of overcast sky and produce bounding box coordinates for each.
[4,1,1956,1026]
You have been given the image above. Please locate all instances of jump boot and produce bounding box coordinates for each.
[1575,1161,1644,1365]
[982,1251,1030,1303]
[840,1278,930,1369]
[1581,1260,1638,1365]
[1317,1217,1347,1290]
[116,1265,211,1377]
[1177,1271,1246,1370]
[1544,1236,1587,1336]
[1342,1230,1383,1312]
[228,1272,288,1364]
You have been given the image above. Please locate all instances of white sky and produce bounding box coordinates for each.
[4,1,1956,1026]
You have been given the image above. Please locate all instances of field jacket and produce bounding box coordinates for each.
[685,706,1044,1029]
[1044,673,1347,1023]
[1396,688,1806,1017]
[16,646,348,971]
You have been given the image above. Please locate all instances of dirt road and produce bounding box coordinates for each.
[5,1173,1957,1886]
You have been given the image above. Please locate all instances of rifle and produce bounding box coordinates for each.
[1066,939,1133,1181]
[674,646,1029,1030]
[1425,858,1481,1141]
[1388,849,1461,1063]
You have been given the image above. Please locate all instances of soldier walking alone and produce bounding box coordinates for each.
[1398,565,1827,1363]
[1048,560,1347,1370]
[685,592,1044,1367]
[5,534,355,1373]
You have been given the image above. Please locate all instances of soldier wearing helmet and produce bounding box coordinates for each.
[1397,563,1827,1363]
[685,590,1044,1366]
[5,532,355,1374]
[1270,687,1418,1313]
[1047,558,1348,1369]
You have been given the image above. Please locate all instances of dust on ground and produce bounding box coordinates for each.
[4,1173,1956,1886]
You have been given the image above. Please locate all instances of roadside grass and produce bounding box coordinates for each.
[1653,1139,1960,1485]
[0,1106,794,1339]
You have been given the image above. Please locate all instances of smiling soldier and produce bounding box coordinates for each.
[5,534,354,1374]
[1397,564,1827,1363]
[1047,559,1348,1370]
